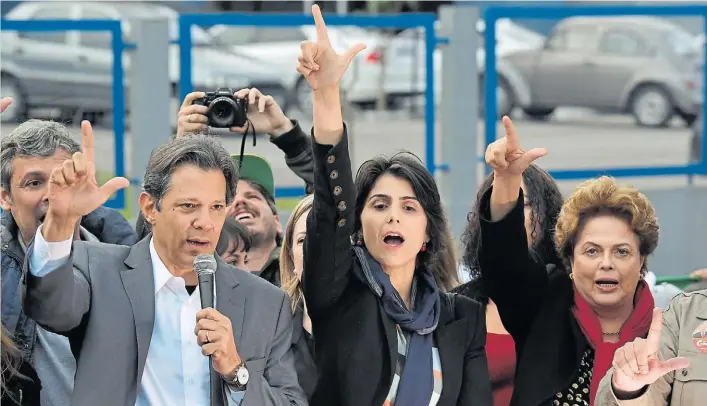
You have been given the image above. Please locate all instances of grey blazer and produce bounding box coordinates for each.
[23,237,307,406]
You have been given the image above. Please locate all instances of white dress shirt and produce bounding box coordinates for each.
[29,227,244,406]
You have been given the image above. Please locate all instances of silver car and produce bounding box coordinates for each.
[504,16,702,127]
[1,1,291,123]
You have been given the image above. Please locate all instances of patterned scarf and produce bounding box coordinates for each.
[352,247,441,406]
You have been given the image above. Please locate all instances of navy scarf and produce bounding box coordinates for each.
[352,247,441,406]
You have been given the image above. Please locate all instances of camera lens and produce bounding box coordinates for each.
[207,97,238,128]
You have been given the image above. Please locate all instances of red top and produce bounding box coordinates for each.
[486,333,516,406]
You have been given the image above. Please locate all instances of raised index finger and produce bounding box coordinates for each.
[502,115,519,147]
[312,4,330,44]
[646,307,664,352]
[81,120,95,163]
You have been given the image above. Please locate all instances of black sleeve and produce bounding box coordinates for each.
[269,120,313,193]
[302,125,355,317]
[477,187,549,347]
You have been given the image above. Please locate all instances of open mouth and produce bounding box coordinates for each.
[595,278,619,291]
[187,239,209,248]
[383,232,405,247]
[235,211,255,222]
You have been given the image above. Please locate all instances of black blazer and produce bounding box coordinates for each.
[303,128,493,406]
[291,304,317,400]
[478,188,590,406]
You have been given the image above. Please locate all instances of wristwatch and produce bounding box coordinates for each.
[224,361,249,390]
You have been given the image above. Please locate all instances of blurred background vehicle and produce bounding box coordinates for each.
[501,16,702,127]
[208,23,384,116]
[1,1,293,123]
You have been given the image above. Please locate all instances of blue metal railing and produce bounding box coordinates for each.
[0,19,128,209]
[482,4,707,179]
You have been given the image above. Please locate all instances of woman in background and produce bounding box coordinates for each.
[279,194,317,399]
[1,327,40,406]
[454,164,563,406]
[216,217,251,268]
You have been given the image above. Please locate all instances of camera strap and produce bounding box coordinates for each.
[237,118,257,173]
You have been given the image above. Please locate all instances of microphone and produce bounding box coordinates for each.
[194,254,219,403]
[194,254,217,309]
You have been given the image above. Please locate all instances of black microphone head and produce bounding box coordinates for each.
[193,254,217,275]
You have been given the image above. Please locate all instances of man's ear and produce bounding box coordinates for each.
[0,187,12,211]
[138,192,157,224]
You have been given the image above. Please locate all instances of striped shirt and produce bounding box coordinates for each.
[383,325,443,406]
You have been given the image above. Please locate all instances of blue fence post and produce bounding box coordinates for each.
[178,13,438,198]
[482,4,707,179]
[0,19,128,209]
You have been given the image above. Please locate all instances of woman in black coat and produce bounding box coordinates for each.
[478,118,659,406]
[1,327,41,406]
[298,6,493,406]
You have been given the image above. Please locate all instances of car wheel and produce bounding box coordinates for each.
[629,85,673,127]
[295,77,313,117]
[523,107,555,121]
[479,75,515,118]
[1,74,26,123]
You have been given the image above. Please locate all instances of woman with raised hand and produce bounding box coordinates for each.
[478,117,659,406]
[298,5,492,406]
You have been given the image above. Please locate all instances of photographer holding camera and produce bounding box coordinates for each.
[177,88,313,287]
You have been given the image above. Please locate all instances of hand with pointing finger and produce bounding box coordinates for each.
[43,121,129,241]
[485,116,547,177]
[611,308,690,397]
[297,4,366,90]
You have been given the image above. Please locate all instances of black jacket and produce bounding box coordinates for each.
[303,128,493,406]
[478,188,590,406]
[1,355,41,406]
[291,304,317,400]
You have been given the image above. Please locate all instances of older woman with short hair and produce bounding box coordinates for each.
[478,117,658,406]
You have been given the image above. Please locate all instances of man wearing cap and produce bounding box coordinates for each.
[178,88,313,287]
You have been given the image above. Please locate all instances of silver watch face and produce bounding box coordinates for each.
[237,366,249,386]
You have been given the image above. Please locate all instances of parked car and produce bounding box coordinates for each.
[208,24,389,114]
[390,18,544,117]
[1,1,292,123]
[502,16,702,127]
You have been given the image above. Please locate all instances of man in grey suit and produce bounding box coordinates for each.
[23,121,307,406]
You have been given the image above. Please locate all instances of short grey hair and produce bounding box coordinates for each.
[143,134,238,210]
[0,120,81,195]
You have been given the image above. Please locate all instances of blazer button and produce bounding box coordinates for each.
[333,186,342,196]
[337,218,346,227]
[682,369,689,377]
[330,170,339,180]
[338,201,347,212]
[327,155,336,164]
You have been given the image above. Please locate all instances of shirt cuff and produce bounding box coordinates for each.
[29,225,72,277]
[225,384,245,405]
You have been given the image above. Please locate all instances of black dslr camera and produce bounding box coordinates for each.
[192,88,248,128]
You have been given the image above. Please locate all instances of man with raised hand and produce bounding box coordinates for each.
[23,122,306,406]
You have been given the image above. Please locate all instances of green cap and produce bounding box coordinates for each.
[231,154,275,198]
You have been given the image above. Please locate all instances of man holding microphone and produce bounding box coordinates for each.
[22,122,306,406]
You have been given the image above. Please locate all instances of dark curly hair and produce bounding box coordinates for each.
[458,164,563,303]
[354,152,459,292]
